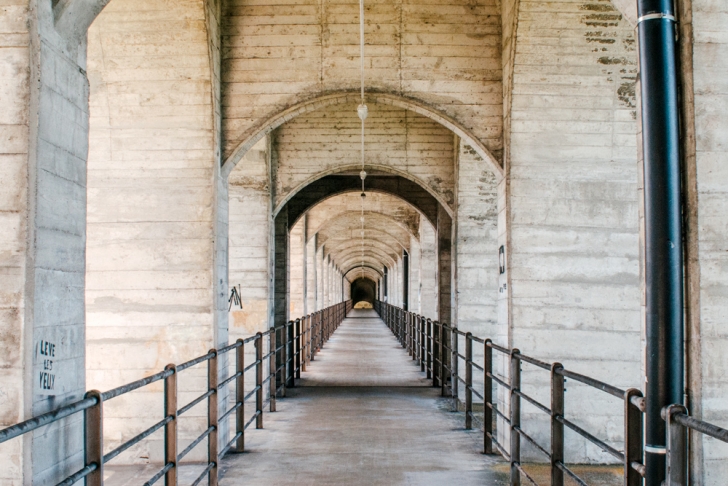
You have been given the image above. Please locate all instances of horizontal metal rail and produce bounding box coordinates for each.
[0,300,352,486]
[374,300,650,486]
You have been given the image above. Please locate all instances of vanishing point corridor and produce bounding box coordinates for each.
[218,309,506,485]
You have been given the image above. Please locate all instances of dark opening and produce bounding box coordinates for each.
[351,277,377,307]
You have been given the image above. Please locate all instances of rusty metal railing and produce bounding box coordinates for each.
[0,300,352,486]
[375,300,646,486]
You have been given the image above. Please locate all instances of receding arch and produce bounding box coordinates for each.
[221,91,503,181]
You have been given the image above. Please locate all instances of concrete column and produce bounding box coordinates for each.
[409,236,421,314]
[0,4,95,482]
[273,207,289,327]
[288,221,304,318]
[420,221,438,319]
[307,234,317,313]
[315,245,324,311]
[437,205,453,325]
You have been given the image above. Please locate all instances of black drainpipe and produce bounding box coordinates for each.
[637,0,683,483]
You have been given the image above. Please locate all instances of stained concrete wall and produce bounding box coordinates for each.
[85,0,219,464]
[505,0,641,462]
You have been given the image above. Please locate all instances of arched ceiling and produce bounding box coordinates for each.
[293,190,436,284]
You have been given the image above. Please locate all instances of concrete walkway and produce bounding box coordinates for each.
[219,309,507,486]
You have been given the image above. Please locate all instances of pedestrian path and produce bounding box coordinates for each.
[218,309,507,485]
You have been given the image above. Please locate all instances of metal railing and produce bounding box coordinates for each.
[0,300,352,486]
[375,301,728,485]
[375,301,645,486]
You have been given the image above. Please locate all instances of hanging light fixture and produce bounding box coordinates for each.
[358,0,366,279]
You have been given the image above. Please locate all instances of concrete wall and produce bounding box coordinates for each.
[505,0,641,462]
[85,0,218,464]
[455,141,499,338]
[228,139,270,337]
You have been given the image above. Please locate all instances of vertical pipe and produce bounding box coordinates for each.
[510,350,521,486]
[255,333,263,429]
[637,0,683,482]
[269,330,277,412]
[625,389,645,486]
[484,339,493,454]
[84,390,104,486]
[235,339,245,452]
[663,404,688,486]
[465,333,472,429]
[207,350,219,486]
[550,363,564,486]
[164,365,178,486]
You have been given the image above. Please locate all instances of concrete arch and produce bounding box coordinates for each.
[344,265,382,279]
[221,91,503,182]
[313,210,415,246]
[280,164,452,222]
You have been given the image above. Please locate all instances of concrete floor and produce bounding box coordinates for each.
[219,309,508,485]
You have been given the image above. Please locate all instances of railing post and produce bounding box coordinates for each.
[551,363,564,486]
[255,333,263,429]
[465,333,472,429]
[269,329,277,412]
[207,349,219,486]
[426,318,432,380]
[295,319,302,380]
[164,365,178,486]
[625,389,644,486]
[484,339,493,454]
[84,390,104,486]
[452,326,458,410]
[510,349,521,486]
[663,404,687,486]
[235,339,245,452]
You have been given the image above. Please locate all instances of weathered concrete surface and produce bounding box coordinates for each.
[219,309,507,485]
[690,0,728,481]
[503,0,641,462]
[85,0,220,464]
[221,0,503,163]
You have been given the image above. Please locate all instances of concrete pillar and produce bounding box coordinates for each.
[437,206,453,324]
[409,236,421,314]
[315,245,322,311]
[273,207,289,327]
[288,221,304,318]
[307,234,317,313]
[0,4,93,482]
